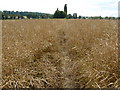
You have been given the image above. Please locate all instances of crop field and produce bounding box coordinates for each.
[2,19,119,88]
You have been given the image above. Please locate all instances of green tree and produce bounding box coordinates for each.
[59,11,66,18]
[27,13,36,19]
[64,4,67,15]
[0,11,2,19]
[67,14,72,19]
[53,8,66,18]
[53,8,59,18]
[73,13,77,19]
[105,16,108,19]
[79,16,81,19]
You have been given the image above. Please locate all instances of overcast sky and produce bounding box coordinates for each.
[0,0,119,17]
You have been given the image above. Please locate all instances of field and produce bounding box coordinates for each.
[2,19,119,88]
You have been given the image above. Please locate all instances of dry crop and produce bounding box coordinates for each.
[2,19,119,88]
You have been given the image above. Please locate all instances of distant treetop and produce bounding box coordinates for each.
[53,4,67,18]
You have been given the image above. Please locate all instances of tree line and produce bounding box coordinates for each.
[0,5,119,20]
[1,10,53,20]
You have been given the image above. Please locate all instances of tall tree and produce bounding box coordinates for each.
[64,4,67,15]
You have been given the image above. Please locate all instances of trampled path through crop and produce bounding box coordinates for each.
[58,30,76,88]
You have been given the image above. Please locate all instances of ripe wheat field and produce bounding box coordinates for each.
[2,19,119,88]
